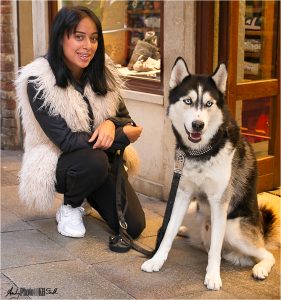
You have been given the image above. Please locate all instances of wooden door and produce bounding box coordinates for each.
[196,0,280,192]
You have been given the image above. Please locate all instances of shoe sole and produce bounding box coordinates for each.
[57,224,85,238]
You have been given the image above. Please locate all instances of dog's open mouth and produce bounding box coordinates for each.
[184,125,202,143]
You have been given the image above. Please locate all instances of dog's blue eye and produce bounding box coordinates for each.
[183,98,192,105]
[206,101,213,107]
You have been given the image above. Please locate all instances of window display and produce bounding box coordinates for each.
[238,97,272,158]
[58,0,162,82]
[240,1,278,80]
[234,0,279,158]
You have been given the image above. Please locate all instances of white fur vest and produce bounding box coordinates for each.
[15,57,138,211]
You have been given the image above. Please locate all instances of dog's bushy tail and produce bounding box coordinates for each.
[258,195,280,249]
[123,145,140,177]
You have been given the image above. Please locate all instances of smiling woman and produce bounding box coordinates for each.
[47,6,108,94]
[15,6,145,250]
[62,17,98,80]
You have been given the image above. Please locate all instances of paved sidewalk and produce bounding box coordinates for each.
[1,150,280,299]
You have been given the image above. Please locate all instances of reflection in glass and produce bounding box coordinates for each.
[237,0,278,82]
[237,97,272,158]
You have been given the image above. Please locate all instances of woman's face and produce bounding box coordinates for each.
[62,17,98,80]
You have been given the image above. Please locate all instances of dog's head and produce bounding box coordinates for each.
[168,57,228,149]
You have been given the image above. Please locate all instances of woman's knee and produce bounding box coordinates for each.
[127,212,146,239]
[76,148,109,176]
[60,148,109,189]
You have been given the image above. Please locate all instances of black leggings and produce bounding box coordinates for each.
[55,148,145,239]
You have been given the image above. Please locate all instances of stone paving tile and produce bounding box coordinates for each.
[1,150,23,170]
[1,206,33,232]
[141,208,163,238]
[1,186,62,221]
[28,216,138,265]
[1,273,30,300]
[1,163,21,173]
[173,289,235,299]
[1,169,19,186]
[218,263,280,299]
[1,230,73,269]
[137,237,280,299]
[268,188,281,197]
[174,249,280,299]
[168,237,208,265]
[258,191,281,202]
[139,193,166,216]
[94,256,205,299]
[138,235,209,267]
[2,260,132,299]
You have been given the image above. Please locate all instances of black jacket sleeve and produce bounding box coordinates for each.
[107,99,136,127]
[27,78,130,153]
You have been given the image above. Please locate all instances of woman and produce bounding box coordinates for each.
[15,6,145,248]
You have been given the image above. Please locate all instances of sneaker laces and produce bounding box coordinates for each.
[63,205,85,218]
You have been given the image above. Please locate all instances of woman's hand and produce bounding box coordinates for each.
[123,124,143,143]
[89,120,115,150]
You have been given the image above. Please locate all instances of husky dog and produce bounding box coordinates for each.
[141,57,280,290]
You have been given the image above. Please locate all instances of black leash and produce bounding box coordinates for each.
[110,149,153,256]
[154,148,186,252]
[110,148,186,257]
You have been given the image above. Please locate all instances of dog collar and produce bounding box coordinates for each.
[186,145,213,156]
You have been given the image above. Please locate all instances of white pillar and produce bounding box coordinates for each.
[32,0,49,58]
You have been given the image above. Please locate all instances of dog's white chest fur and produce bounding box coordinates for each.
[181,142,235,195]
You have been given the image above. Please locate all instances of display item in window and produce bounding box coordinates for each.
[144,16,160,28]
[133,55,160,72]
[127,31,160,70]
[244,39,261,53]
[245,16,262,30]
[244,61,260,76]
[128,0,144,10]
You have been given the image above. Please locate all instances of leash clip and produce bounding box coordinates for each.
[174,148,186,174]
[119,220,128,230]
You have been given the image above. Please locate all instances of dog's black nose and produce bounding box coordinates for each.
[192,120,204,132]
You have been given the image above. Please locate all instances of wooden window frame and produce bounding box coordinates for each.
[195,1,214,74]
[48,1,163,95]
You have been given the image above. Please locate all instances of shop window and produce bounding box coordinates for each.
[55,0,163,94]
[234,1,279,160]
[236,97,273,158]
[237,0,279,81]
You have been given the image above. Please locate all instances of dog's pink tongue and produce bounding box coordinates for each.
[190,132,201,139]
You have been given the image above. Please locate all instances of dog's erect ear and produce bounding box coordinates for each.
[169,57,190,89]
[211,63,228,94]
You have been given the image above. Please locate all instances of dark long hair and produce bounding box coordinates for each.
[47,6,108,95]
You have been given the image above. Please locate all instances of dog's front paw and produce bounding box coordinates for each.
[204,272,222,290]
[252,259,274,280]
[141,257,166,273]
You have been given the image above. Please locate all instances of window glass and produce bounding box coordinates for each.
[58,0,161,82]
[236,97,273,158]
[237,0,278,82]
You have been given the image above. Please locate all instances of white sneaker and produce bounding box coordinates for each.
[56,204,86,238]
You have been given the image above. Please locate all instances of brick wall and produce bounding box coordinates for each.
[1,0,20,149]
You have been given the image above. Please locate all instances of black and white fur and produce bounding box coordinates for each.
[141,57,280,290]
